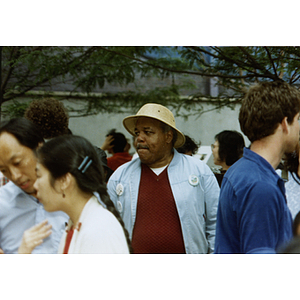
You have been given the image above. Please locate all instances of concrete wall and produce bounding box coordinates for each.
[67,102,250,168]
[2,97,249,168]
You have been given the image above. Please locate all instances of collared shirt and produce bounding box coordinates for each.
[276,170,300,220]
[0,181,68,254]
[215,148,293,254]
[107,150,220,254]
[58,196,129,254]
[0,171,9,187]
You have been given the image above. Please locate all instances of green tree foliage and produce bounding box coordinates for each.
[1,46,300,119]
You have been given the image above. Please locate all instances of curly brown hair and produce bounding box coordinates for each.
[239,81,300,143]
[24,98,69,139]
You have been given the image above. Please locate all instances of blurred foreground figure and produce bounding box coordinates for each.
[0,118,67,254]
[31,135,131,254]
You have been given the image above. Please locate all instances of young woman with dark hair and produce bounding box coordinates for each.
[211,130,245,187]
[20,134,132,254]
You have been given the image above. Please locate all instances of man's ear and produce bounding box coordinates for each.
[281,117,289,134]
[165,130,174,144]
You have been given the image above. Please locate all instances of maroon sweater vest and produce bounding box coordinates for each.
[131,164,185,253]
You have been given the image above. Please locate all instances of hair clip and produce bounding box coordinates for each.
[78,156,93,174]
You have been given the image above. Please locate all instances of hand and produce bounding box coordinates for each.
[18,220,52,254]
[101,135,114,152]
[0,248,4,254]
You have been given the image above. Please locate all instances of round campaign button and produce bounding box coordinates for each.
[117,201,123,213]
[189,174,199,186]
[116,183,124,196]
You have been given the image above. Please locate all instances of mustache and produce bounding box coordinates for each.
[136,144,149,150]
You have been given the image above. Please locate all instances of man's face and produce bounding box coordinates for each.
[134,117,173,168]
[0,132,37,195]
[285,113,300,154]
[211,140,222,166]
[34,162,62,212]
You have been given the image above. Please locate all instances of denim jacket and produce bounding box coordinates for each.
[107,150,220,253]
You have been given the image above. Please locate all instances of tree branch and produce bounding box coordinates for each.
[264,47,278,78]
[98,46,261,80]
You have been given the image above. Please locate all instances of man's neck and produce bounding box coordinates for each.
[250,137,284,169]
[147,152,174,169]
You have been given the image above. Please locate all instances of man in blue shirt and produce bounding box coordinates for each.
[0,118,68,254]
[215,81,300,254]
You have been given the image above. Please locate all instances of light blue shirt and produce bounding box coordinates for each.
[107,150,220,254]
[276,170,300,220]
[0,182,68,254]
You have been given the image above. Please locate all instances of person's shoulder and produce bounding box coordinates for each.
[0,182,21,201]
[82,202,122,234]
[0,182,24,215]
[110,157,140,179]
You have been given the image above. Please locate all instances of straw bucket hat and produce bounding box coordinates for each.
[123,103,185,148]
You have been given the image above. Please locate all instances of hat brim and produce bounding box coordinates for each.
[123,115,185,148]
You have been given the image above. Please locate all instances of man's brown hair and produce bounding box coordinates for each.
[239,81,300,143]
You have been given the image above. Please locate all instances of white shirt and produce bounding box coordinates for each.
[58,196,129,254]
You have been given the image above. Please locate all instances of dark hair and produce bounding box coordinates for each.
[278,236,300,254]
[0,118,44,149]
[36,134,132,253]
[24,98,69,139]
[176,135,200,155]
[239,81,300,143]
[106,129,127,153]
[283,151,299,175]
[215,130,245,166]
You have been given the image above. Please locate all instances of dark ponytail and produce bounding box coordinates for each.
[37,134,132,253]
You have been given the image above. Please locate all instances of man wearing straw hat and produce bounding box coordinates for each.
[107,103,220,254]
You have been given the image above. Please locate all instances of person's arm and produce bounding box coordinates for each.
[203,170,220,253]
[18,220,52,254]
[101,135,114,152]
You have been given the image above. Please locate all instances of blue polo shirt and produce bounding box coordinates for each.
[215,148,293,254]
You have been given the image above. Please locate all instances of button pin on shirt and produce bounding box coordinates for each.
[189,175,199,186]
[116,183,124,196]
[117,201,123,213]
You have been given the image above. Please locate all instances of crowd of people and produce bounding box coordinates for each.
[1,80,300,254]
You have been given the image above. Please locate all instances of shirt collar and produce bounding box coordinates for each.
[243,147,284,185]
